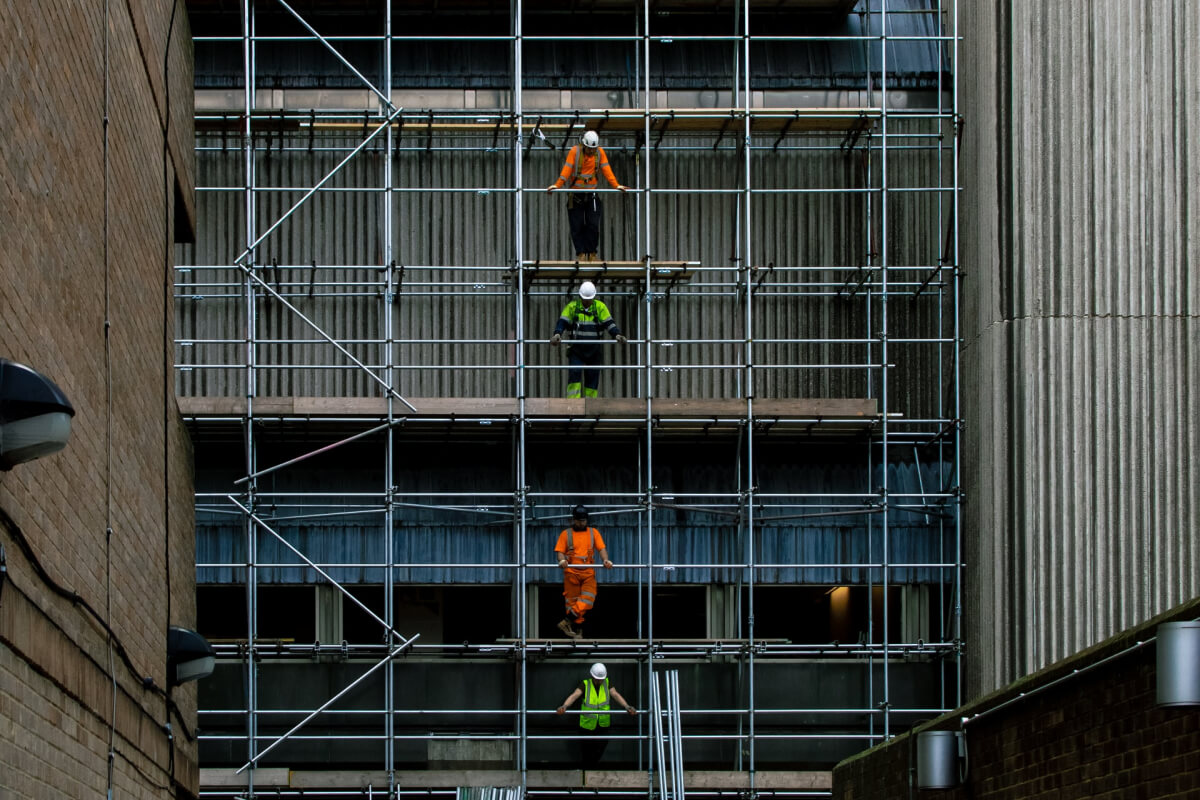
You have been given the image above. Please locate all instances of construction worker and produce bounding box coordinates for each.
[554,505,613,638]
[556,662,637,769]
[549,282,626,399]
[546,129,628,261]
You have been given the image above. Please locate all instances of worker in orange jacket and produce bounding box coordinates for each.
[547,130,627,261]
[554,504,613,639]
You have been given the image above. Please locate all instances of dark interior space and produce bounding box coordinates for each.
[538,584,708,639]
[745,585,901,644]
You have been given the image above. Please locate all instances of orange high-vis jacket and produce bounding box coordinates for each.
[553,145,620,191]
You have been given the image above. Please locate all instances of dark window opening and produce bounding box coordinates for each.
[258,586,316,641]
[745,585,901,644]
[538,585,707,639]
[196,584,315,642]
[343,585,387,643]
[197,585,247,640]
[442,586,511,645]
[344,585,513,645]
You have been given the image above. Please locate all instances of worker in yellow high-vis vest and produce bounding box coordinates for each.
[549,283,627,399]
[556,662,637,768]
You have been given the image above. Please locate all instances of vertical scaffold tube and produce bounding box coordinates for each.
[879,0,892,740]
[382,0,396,792]
[512,0,529,790]
[241,0,258,792]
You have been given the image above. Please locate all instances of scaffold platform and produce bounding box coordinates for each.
[514,260,697,285]
[200,768,833,791]
[299,107,879,137]
[178,396,879,436]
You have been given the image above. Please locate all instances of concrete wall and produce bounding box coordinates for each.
[832,597,1200,799]
[961,1,1200,696]
[0,0,197,796]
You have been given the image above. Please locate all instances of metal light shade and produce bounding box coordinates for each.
[0,412,73,469]
[167,626,215,687]
[175,653,215,684]
[1157,621,1200,707]
[917,730,960,789]
[0,358,75,470]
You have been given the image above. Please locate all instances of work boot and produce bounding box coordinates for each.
[589,253,599,262]
[557,618,581,639]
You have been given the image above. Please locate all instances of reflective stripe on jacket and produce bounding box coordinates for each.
[580,678,611,730]
[554,299,620,340]
[554,145,620,190]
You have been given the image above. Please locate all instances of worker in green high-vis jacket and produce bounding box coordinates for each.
[556,662,637,768]
[549,281,627,398]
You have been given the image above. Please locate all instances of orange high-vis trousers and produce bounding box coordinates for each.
[563,568,597,624]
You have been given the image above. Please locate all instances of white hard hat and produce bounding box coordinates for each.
[589,662,607,680]
[579,281,597,300]
[581,130,599,148]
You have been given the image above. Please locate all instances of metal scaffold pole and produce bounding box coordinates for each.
[240,1,258,792]
[739,0,757,788]
[951,0,964,710]
[383,0,397,791]
[512,0,529,792]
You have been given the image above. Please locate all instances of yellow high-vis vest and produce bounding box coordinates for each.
[580,678,611,730]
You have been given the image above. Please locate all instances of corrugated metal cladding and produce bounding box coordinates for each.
[961,1,1200,697]
[195,448,956,585]
[177,121,954,414]
[191,0,946,91]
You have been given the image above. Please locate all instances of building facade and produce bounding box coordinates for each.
[961,0,1200,697]
[0,1,199,797]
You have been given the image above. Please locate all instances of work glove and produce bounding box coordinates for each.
[549,333,561,347]
[615,334,627,345]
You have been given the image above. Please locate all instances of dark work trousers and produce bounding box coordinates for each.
[567,344,603,398]
[567,192,602,256]
[580,725,610,769]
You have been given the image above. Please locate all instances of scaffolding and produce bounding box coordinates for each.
[177,0,962,797]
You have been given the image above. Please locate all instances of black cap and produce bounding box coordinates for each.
[572,504,588,520]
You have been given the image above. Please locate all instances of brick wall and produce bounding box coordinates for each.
[0,0,196,797]
[833,597,1200,800]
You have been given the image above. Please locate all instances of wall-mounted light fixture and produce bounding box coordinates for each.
[1157,621,1200,707]
[0,358,75,470]
[167,626,215,687]
[917,730,963,789]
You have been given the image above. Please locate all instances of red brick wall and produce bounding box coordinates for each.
[833,598,1200,800]
[0,0,196,796]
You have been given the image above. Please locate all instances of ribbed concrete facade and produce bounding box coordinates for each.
[961,1,1200,696]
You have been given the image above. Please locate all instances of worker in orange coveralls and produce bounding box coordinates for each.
[546,130,628,261]
[553,504,613,639]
